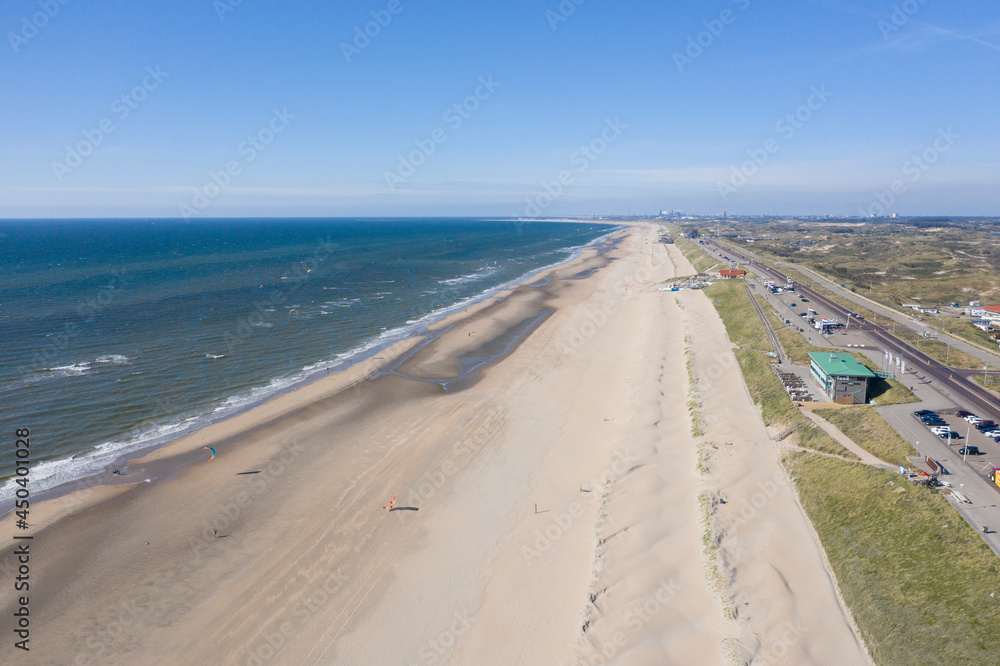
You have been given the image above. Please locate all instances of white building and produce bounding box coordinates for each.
[982,305,1000,322]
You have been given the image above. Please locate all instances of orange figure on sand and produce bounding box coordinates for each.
[382,496,396,510]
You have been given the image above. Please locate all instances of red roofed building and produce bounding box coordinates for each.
[982,305,1000,322]
[719,269,746,279]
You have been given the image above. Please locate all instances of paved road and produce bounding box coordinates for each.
[717,240,1000,371]
[879,404,1000,556]
[704,239,1000,419]
[702,239,1000,553]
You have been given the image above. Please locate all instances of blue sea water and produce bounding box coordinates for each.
[0,218,616,500]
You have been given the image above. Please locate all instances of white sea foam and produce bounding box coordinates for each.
[27,353,130,383]
[439,265,500,286]
[95,354,129,364]
[0,415,202,504]
[1,226,625,510]
[205,353,225,359]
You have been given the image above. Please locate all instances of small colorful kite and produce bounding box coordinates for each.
[203,446,216,461]
[382,496,396,510]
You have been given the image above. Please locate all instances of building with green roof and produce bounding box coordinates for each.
[808,352,876,404]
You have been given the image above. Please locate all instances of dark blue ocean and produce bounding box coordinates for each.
[0,218,616,500]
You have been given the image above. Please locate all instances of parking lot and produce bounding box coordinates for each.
[912,409,1000,479]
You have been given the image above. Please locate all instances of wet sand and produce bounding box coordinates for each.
[1,225,869,664]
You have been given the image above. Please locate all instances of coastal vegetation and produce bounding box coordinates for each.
[814,406,917,468]
[786,451,1000,665]
[693,233,1000,664]
[686,218,1000,357]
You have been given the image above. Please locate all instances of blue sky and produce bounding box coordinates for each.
[2,0,998,217]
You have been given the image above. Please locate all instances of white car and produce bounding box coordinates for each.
[931,426,951,434]
[965,416,981,424]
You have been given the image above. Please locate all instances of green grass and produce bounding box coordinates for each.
[705,280,774,353]
[792,422,859,459]
[972,374,1000,398]
[702,279,806,429]
[815,406,917,467]
[717,224,1000,357]
[786,451,1000,665]
[854,357,920,405]
[675,237,710,272]
[890,328,984,370]
[753,291,918,405]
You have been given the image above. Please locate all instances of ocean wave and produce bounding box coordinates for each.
[51,362,91,375]
[27,353,130,383]
[439,265,500,286]
[95,354,129,364]
[2,226,623,510]
[326,298,361,308]
[0,414,202,504]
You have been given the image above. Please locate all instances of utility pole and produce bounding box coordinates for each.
[964,425,970,462]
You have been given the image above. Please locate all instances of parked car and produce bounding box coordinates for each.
[965,415,982,423]
[975,421,996,431]
[940,432,960,440]
[922,417,946,424]
[959,446,980,456]
[931,426,951,433]
[956,410,973,417]
[914,410,935,416]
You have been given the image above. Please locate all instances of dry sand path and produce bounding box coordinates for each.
[675,244,871,665]
[2,225,870,665]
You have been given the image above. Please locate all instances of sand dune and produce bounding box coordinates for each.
[1,225,869,665]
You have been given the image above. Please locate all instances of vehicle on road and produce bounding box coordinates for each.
[959,446,980,456]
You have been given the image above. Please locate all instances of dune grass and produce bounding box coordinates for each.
[792,421,859,459]
[854,357,920,405]
[705,280,773,353]
[814,406,917,467]
[786,451,1000,665]
[972,374,1000,398]
[702,279,808,430]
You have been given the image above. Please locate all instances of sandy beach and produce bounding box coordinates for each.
[2,224,869,664]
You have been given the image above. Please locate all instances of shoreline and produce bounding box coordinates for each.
[3,224,623,518]
[0,222,872,664]
[9,228,627,527]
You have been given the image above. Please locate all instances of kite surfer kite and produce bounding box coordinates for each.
[382,496,396,511]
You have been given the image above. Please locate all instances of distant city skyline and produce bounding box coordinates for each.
[2,0,998,218]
